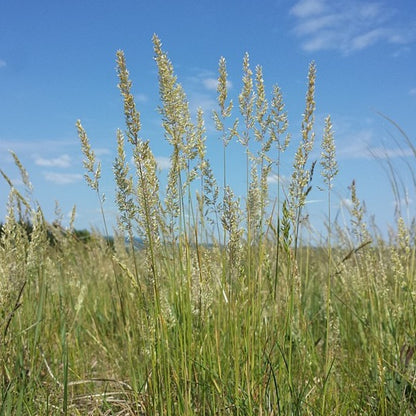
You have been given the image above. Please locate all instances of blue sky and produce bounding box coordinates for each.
[1,0,415,236]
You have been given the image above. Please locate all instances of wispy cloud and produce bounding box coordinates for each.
[202,77,232,92]
[43,172,83,185]
[267,174,291,186]
[291,0,327,19]
[409,88,416,96]
[335,120,414,160]
[337,127,374,158]
[184,69,232,115]
[340,198,353,209]
[34,154,71,168]
[305,199,324,204]
[267,174,279,185]
[202,78,219,91]
[289,0,415,54]
[368,146,414,159]
[94,148,112,157]
[0,139,79,160]
[155,156,171,171]
[189,92,217,114]
[135,93,148,103]
[0,59,6,68]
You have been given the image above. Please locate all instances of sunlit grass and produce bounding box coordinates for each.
[1,36,416,415]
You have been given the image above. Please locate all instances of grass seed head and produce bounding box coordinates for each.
[320,115,339,188]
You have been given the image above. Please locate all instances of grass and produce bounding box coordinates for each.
[1,35,416,415]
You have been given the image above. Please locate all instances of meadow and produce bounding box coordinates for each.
[1,35,416,415]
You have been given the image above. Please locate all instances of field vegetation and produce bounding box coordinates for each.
[1,35,416,415]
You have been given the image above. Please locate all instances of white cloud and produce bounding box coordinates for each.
[349,28,397,51]
[183,70,232,115]
[409,88,416,96]
[338,133,412,160]
[290,0,327,18]
[0,59,6,68]
[290,0,414,54]
[267,174,289,185]
[34,154,71,168]
[337,128,374,158]
[267,174,281,184]
[305,199,323,204]
[293,14,340,36]
[334,119,413,160]
[189,92,217,113]
[202,78,219,91]
[368,146,414,159]
[130,155,171,171]
[340,198,353,208]
[302,32,334,52]
[155,156,171,171]
[0,139,79,160]
[135,93,148,103]
[43,172,83,185]
[94,148,112,156]
[202,78,232,91]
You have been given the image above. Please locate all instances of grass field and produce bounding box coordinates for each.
[1,36,416,415]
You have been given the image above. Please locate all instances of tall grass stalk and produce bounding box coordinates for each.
[320,114,338,413]
[77,120,109,238]
[288,61,316,258]
[238,53,255,287]
[269,83,290,299]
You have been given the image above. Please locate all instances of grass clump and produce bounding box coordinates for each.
[1,36,416,415]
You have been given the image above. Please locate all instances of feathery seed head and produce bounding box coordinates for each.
[116,50,141,145]
[248,164,262,230]
[269,84,290,152]
[349,179,368,242]
[255,65,268,142]
[113,129,136,233]
[153,34,192,151]
[397,216,411,255]
[221,186,243,266]
[213,56,234,148]
[11,151,32,194]
[77,120,101,191]
[288,62,317,219]
[302,62,316,149]
[217,56,232,118]
[238,52,255,146]
[320,115,338,188]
